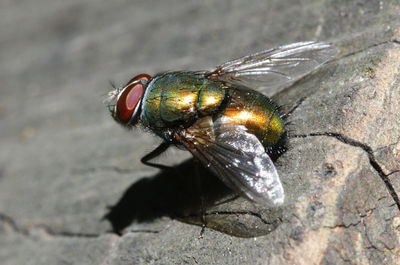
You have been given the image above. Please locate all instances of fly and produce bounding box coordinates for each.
[106,41,337,206]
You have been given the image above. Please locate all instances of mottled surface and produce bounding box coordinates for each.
[1,0,400,264]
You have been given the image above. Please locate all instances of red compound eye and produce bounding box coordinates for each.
[125,73,152,86]
[116,82,145,123]
[115,73,152,124]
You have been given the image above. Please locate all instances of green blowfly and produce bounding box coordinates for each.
[106,41,337,206]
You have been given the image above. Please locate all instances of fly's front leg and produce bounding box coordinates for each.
[141,141,172,170]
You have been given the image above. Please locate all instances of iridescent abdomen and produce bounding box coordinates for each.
[221,87,284,147]
[140,72,284,147]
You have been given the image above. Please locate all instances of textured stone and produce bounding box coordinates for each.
[0,0,399,264]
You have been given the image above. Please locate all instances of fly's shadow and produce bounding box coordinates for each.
[103,158,234,234]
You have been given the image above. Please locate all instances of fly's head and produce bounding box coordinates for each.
[105,73,151,128]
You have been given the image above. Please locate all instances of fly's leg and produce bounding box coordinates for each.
[193,159,207,238]
[279,97,306,120]
[141,141,172,170]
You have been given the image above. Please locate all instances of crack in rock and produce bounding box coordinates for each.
[387,170,400,177]
[185,210,280,226]
[339,40,392,59]
[323,207,375,230]
[71,165,139,175]
[0,213,26,235]
[128,229,162,234]
[292,132,400,211]
[0,212,102,239]
[361,218,396,253]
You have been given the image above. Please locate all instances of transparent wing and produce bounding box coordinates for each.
[206,41,338,94]
[175,116,284,206]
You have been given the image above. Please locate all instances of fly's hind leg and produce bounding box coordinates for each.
[141,141,172,170]
[279,97,306,120]
[193,159,207,238]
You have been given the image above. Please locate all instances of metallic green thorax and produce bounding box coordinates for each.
[141,72,225,128]
[140,72,284,147]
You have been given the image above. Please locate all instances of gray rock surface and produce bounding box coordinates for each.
[1,0,400,264]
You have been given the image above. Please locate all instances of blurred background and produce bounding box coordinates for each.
[1,0,399,264]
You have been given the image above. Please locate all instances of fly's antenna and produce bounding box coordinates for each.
[109,80,117,90]
[103,80,120,104]
[103,90,119,104]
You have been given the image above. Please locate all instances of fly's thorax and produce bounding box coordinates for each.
[140,72,226,132]
[221,87,284,147]
[140,77,163,129]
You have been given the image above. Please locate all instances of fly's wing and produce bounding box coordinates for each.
[175,116,284,206]
[206,41,338,93]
